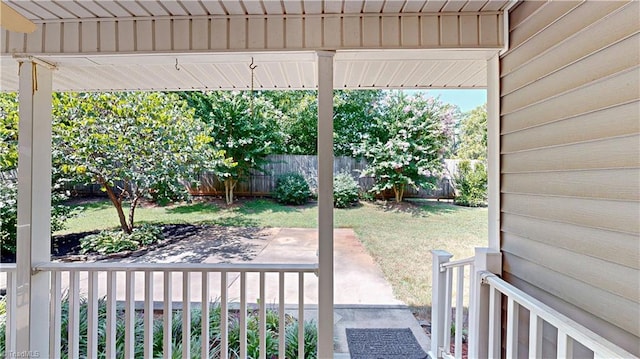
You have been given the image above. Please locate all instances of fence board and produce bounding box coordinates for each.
[24,155,465,199]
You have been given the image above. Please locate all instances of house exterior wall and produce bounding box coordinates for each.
[499,1,639,356]
[1,12,503,55]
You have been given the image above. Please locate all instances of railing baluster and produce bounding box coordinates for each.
[87,271,99,359]
[279,271,286,359]
[240,272,247,359]
[259,271,266,359]
[5,271,16,355]
[221,271,228,359]
[454,267,464,359]
[144,271,154,358]
[528,313,543,359]
[298,272,305,359]
[182,271,191,359]
[443,268,453,355]
[506,297,519,358]
[557,330,574,359]
[125,271,136,358]
[164,271,173,359]
[488,286,501,359]
[202,271,210,359]
[68,270,80,359]
[49,271,61,358]
[106,271,117,359]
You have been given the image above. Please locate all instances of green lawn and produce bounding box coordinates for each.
[58,198,487,309]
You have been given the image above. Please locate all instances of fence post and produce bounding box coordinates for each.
[431,250,453,359]
[468,247,502,359]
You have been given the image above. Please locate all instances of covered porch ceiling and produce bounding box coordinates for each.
[0,49,496,91]
[0,0,510,91]
[3,0,513,19]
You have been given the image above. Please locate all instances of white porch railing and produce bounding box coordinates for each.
[430,251,474,359]
[2,262,318,359]
[431,249,637,359]
[0,264,17,355]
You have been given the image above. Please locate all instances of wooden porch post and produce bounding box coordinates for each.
[316,50,335,359]
[15,59,53,357]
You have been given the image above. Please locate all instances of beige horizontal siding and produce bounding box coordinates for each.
[503,272,640,356]
[502,233,639,302]
[502,213,639,270]
[502,67,639,133]
[501,102,640,153]
[502,134,640,172]
[502,254,639,337]
[502,33,640,113]
[500,2,640,354]
[501,1,630,75]
[502,3,639,96]
[0,13,503,56]
[502,169,639,200]
[502,193,639,235]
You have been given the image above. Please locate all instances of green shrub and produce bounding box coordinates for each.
[453,160,487,207]
[0,295,317,359]
[0,178,72,256]
[273,173,311,205]
[80,224,164,255]
[333,172,359,208]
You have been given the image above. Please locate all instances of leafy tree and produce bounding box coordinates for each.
[263,90,318,155]
[179,91,284,204]
[0,93,71,256]
[0,93,18,172]
[333,90,383,156]
[52,92,220,234]
[456,104,487,160]
[355,91,454,202]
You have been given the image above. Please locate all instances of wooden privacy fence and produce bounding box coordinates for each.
[190,155,461,200]
[11,155,468,200]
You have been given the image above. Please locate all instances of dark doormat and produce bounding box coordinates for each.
[346,328,428,359]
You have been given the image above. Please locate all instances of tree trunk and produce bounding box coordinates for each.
[224,178,238,205]
[394,184,405,203]
[128,195,140,233]
[103,182,132,234]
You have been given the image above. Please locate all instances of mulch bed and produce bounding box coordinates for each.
[2,223,264,263]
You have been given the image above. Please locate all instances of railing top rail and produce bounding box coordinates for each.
[0,263,16,271]
[480,271,637,359]
[34,262,319,273]
[440,256,474,269]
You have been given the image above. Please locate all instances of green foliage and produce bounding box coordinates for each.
[355,91,454,202]
[179,91,284,204]
[0,93,18,172]
[80,224,164,255]
[263,90,318,155]
[273,173,312,205]
[53,92,220,233]
[453,160,487,207]
[0,295,317,359]
[333,90,384,157]
[284,320,319,359]
[333,172,360,208]
[0,177,72,256]
[456,105,487,160]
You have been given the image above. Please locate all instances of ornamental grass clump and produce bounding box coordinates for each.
[0,295,318,359]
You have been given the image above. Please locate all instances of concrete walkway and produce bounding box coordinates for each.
[61,227,431,356]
